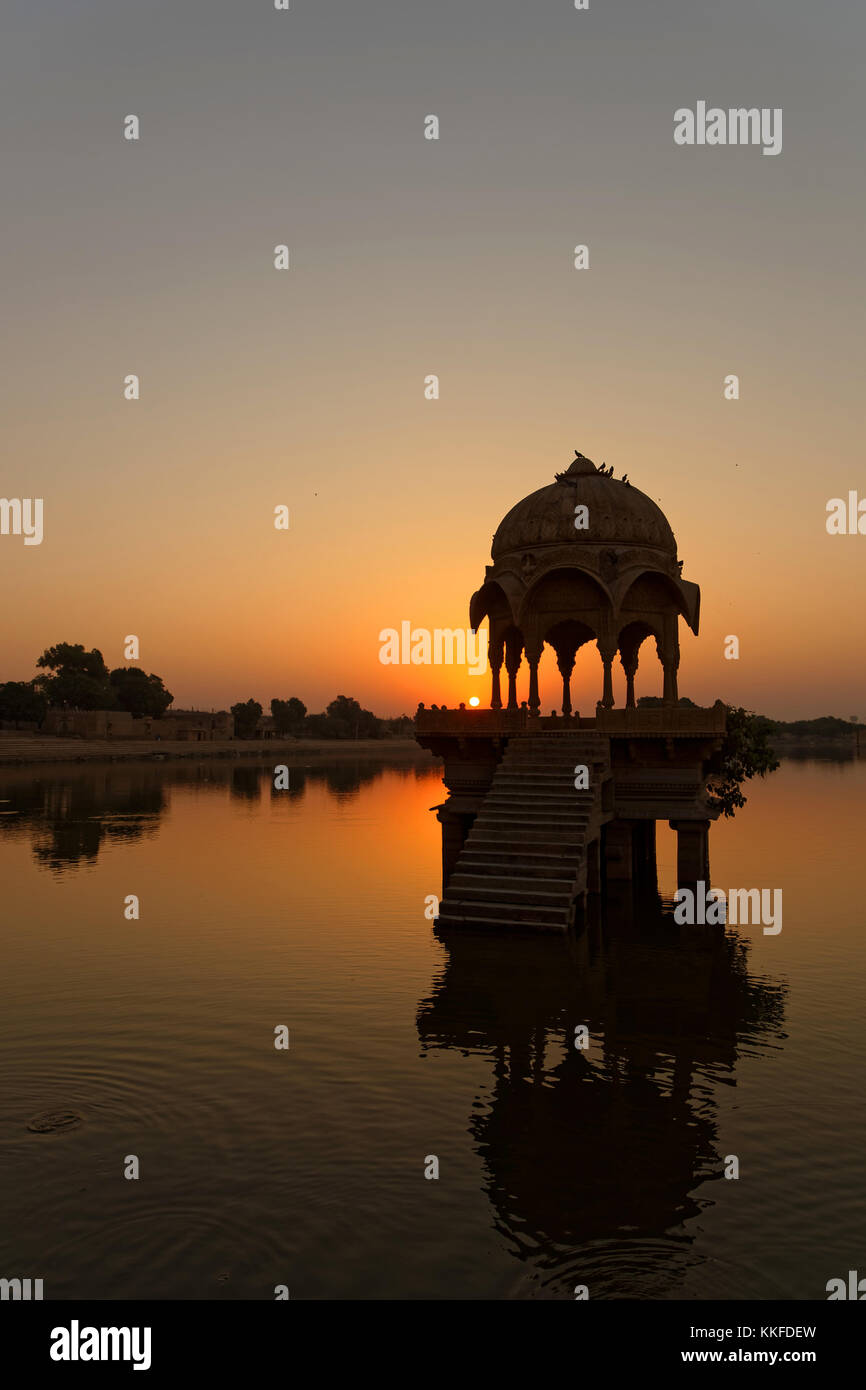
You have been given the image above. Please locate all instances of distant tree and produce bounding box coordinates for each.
[35,643,115,709]
[774,716,854,738]
[36,643,109,681]
[706,706,780,819]
[231,698,263,739]
[109,667,173,718]
[384,713,415,736]
[0,680,48,726]
[324,695,381,739]
[39,671,117,710]
[270,697,307,735]
[302,696,383,740]
[637,695,697,708]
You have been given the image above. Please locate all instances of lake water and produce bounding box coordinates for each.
[1,751,864,1300]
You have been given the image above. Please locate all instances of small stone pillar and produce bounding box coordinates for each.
[603,820,633,881]
[631,820,658,895]
[620,653,638,709]
[504,633,523,711]
[436,804,475,891]
[586,837,602,895]
[555,644,577,716]
[598,638,617,709]
[525,641,542,718]
[670,819,710,889]
[489,633,504,710]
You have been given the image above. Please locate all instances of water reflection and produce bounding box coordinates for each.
[0,755,432,871]
[0,771,167,871]
[418,911,787,1298]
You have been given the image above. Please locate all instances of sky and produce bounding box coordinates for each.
[1,0,864,719]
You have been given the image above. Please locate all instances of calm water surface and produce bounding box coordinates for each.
[1,752,864,1299]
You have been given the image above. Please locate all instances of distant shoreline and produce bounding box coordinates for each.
[0,729,860,769]
[0,735,435,769]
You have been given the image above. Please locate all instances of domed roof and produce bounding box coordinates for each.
[491,452,677,560]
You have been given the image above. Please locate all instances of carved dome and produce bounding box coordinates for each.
[491,452,677,560]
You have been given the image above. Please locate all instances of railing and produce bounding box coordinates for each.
[415,701,727,737]
[415,707,528,735]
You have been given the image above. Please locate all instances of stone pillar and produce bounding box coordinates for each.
[620,653,638,709]
[657,633,680,707]
[555,645,577,716]
[631,820,658,895]
[598,639,616,709]
[504,633,523,711]
[526,641,542,719]
[586,837,602,895]
[662,659,679,706]
[489,632,504,710]
[670,819,710,890]
[436,804,475,891]
[603,819,633,881]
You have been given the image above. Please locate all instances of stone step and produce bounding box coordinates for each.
[435,909,570,935]
[474,814,591,831]
[484,812,595,823]
[485,788,594,802]
[473,826,590,843]
[494,768,604,779]
[438,897,570,926]
[478,812,592,826]
[458,853,582,877]
[510,735,606,743]
[499,756,607,767]
[480,800,593,814]
[500,767,608,778]
[460,846,582,865]
[467,831,587,850]
[447,875,574,902]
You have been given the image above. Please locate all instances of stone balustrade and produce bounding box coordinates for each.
[415,701,727,738]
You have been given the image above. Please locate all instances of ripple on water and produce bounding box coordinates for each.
[27,1109,84,1134]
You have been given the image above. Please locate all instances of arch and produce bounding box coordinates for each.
[543,618,598,716]
[616,619,658,709]
[519,565,613,635]
[469,579,514,633]
[616,569,699,634]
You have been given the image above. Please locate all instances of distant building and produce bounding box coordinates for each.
[44,709,233,741]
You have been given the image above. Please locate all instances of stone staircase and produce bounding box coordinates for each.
[436,731,611,933]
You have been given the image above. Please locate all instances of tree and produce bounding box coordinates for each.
[109,667,173,718]
[302,696,383,740]
[36,643,109,680]
[384,713,414,736]
[270,697,307,735]
[637,695,698,708]
[231,698,262,739]
[324,695,381,739]
[705,706,779,819]
[35,643,115,709]
[0,680,48,726]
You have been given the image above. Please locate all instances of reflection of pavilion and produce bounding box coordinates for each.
[416,452,728,931]
[417,918,786,1297]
